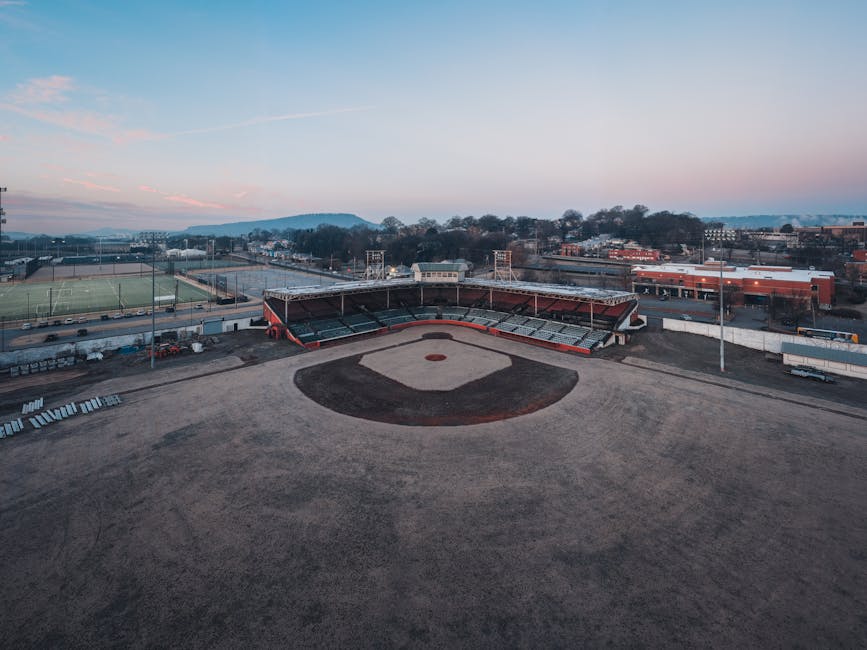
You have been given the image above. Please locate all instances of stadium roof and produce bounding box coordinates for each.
[265,276,636,304]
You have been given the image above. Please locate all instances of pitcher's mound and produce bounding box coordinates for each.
[295,334,578,426]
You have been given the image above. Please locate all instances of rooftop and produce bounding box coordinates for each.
[632,262,834,282]
[265,276,637,304]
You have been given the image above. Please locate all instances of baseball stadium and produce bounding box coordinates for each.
[1,255,865,648]
[261,258,645,354]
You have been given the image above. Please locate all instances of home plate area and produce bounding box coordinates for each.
[294,332,578,426]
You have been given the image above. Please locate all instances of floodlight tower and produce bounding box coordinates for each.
[493,250,516,282]
[365,250,385,280]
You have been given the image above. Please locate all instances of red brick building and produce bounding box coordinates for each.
[632,261,835,308]
[559,243,583,257]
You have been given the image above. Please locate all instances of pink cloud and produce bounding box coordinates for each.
[63,177,121,192]
[2,76,163,144]
[113,128,164,144]
[139,185,163,194]
[2,101,118,135]
[0,134,9,141]
[164,194,226,209]
[10,75,74,105]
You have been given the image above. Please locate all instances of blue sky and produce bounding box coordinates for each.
[2,0,866,233]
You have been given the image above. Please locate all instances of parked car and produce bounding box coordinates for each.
[164,306,175,313]
[44,333,59,342]
[111,313,123,319]
[788,365,836,383]
[37,321,50,328]
[77,316,88,323]
[76,328,88,337]
[21,322,33,330]
[124,312,134,318]
[100,314,110,321]
[135,309,146,316]
[194,304,204,310]
[63,317,75,325]
[679,314,694,321]
[52,320,62,326]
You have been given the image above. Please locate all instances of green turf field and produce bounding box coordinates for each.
[0,277,212,321]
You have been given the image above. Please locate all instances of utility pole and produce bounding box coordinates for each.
[718,233,725,373]
[0,187,7,268]
[150,232,156,369]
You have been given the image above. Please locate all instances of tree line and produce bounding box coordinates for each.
[245,206,706,267]
[0,206,708,267]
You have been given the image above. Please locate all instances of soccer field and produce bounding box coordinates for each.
[0,276,212,321]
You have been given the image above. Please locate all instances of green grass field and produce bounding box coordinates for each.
[0,276,212,321]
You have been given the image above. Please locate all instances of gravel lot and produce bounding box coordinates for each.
[1,326,865,648]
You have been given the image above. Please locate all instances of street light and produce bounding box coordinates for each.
[51,238,65,281]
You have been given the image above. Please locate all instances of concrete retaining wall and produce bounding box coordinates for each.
[662,319,864,355]
[781,351,867,381]
[662,318,867,380]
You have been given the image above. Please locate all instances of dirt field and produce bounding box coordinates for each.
[0,326,865,648]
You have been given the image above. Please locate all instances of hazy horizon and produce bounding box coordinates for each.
[2,1,866,234]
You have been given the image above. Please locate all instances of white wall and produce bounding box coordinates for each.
[782,352,867,381]
[662,318,867,379]
[662,319,864,354]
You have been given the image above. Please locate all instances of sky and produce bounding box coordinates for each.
[2,0,866,234]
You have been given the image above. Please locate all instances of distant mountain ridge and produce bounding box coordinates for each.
[180,213,379,236]
[701,214,866,229]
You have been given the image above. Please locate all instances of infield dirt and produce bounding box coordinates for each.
[1,326,865,647]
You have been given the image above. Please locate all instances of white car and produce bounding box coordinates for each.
[789,365,836,383]
[679,314,694,321]
[111,312,123,319]
[64,317,75,325]
[21,322,33,330]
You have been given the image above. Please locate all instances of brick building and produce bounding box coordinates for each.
[632,261,835,308]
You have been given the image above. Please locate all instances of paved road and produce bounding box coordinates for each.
[3,304,262,350]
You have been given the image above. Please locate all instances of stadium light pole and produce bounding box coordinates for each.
[0,187,7,267]
[719,237,726,373]
[150,233,156,370]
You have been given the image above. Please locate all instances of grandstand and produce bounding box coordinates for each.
[263,270,644,354]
